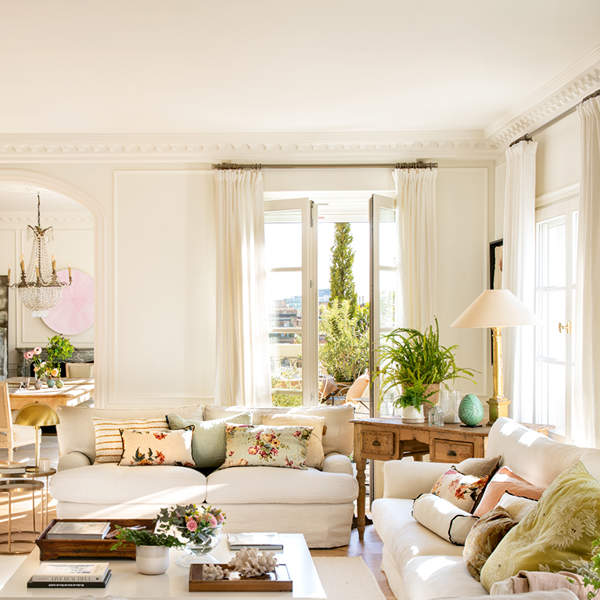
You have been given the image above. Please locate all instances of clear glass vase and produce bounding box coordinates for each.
[174,528,222,568]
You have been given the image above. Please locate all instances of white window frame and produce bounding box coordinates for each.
[264,198,318,405]
[534,187,578,435]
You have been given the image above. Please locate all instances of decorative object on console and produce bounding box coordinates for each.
[377,318,476,422]
[42,268,94,335]
[463,506,517,580]
[167,412,251,469]
[431,467,489,512]
[473,466,543,517]
[118,428,195,467]
[480,460,600,592]
[9,194,72,317]
[440,388,462,423]
[220,424,313,470]
[92,416,168,463]
[261,413,326,468]
[412,493,478,545]
[458,393,484,427]
[451,289,536,424]
[14,402,59,468]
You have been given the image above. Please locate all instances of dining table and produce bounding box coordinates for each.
[7,377,94,410]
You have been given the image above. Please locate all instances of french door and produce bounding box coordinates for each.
[369,194,400,417]
[264,199,318,406]
[534,195,578,436]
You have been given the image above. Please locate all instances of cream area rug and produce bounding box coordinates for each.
[0,556,385,600]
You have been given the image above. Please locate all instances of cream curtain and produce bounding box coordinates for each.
[393,168,438,331]
[571,97,600,446]
[214,169,271,407]
[502,140,537,423]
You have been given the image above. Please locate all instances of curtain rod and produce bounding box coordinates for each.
[212,160,438,170]
[509,88,600,147]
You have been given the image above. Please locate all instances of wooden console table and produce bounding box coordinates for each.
[351,417,551,540]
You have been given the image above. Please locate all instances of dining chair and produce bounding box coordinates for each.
[0,381,38,464]
[65,362,94,378]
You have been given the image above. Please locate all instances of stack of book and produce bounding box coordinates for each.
[27,563,111,588]
[228,532,283,551]
[46,521,111,540]
[0,463,26,476]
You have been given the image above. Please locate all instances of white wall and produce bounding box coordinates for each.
[0,211,94,375]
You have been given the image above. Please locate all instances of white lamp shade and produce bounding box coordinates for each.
[451,289,536,329]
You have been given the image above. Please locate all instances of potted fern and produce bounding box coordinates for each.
[377,319,475,423]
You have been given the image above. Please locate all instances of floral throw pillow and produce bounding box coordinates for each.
[119,428,195,467]
[220,424,313,470]
[431,467,490,512]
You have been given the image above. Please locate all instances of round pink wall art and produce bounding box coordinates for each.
[42,268,94,335]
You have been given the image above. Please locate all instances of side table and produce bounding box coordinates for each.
[24,467,56,529]
[0,478,44,554]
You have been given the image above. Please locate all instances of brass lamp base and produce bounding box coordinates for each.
[487,397,511,426]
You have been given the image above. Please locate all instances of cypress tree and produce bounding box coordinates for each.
[329,222,357,313]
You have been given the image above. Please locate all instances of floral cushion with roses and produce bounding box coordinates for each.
[220,424,313,470]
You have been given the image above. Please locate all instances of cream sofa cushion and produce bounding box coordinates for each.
[50,462,207,506]
[57,405,204,462]
[262,413,325,468]
[289,404,354,456]
[206,465,357,504]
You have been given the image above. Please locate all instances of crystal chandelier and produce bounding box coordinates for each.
[9,194,72,318]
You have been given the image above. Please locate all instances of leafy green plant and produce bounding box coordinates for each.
[110,525,182,549]
[320,298,368,383]
[329,223,357,315]
[578,538,600,599]
[377,318,476,409]
[45,334,74,368]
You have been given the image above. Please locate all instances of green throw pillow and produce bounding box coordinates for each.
[167,412,250,468]
[480,460,600,591]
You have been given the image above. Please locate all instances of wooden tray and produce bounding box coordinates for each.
[189,563,293,592]
[36,518,155,561]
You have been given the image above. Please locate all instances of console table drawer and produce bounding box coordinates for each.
[360,431,395,457]
[431,438,474,462]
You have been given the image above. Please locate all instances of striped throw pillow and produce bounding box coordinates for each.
[93,417,169,464]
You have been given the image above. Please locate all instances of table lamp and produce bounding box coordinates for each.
[14,403,60,469]
[451,289,536,424]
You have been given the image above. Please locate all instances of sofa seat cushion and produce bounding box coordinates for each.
[50,463,207,506]
[401,555,486,599]
[206,466,357,504]
[372,498,463,565]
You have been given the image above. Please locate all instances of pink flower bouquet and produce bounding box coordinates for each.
[155,504,225,551]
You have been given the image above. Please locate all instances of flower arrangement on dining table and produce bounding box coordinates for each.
[155,504,226,552]
[23,346,62,388]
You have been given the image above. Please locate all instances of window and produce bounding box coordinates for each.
[534,195,578,435]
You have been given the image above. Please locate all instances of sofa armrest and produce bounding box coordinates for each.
[58,451,92,471]
[322,452,354,476]
[383,458,453,498]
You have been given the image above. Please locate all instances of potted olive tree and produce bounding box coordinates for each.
[377,319,475,423]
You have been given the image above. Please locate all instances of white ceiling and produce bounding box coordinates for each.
[0,183,88,213]
[0,1,599,134]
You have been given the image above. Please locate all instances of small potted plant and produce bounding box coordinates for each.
[377,318,476,423]
[45,334,74,385]
[111,526,182,575]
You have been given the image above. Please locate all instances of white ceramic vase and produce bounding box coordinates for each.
[401,405,424,423]
[136,545,170,575]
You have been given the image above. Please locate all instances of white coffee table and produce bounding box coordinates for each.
[0,533,326,599]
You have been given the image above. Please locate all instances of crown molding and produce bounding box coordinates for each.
[0,131,501,162]
[487,47,600,147]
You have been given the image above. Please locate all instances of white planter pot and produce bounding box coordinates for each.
[136,545,170,575]
[402,405,424,423]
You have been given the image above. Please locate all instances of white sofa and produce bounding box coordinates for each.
[50,403,358,548]
[372,418,600,600]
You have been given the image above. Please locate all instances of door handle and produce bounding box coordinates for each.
[558,321,572,335]
[447,449,457,457]
[372,440,381,447]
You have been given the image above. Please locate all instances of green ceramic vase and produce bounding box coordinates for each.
[458,393,484,427]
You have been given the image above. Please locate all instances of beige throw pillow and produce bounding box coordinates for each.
[456,456,501,478]
[93,416,169,464]
[119,428,195,467]
[262,414,325,469]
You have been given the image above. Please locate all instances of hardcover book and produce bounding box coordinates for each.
[46,521,111,540]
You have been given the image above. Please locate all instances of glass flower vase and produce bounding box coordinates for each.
[174,528,222,568]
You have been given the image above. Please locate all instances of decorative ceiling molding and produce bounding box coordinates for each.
[487,49,600,147]
[0,212,93,227]
[0,132,501,162]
